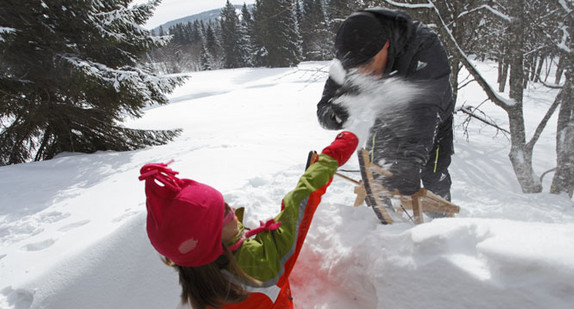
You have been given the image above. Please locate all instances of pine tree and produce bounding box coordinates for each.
[251,0,269,66]
[220,0,242,68]
[295,0,303,26]
[238,3,254,66]
[326,0,359,31]
[200,43,213,71]
[252,0,301,67]
[190,20,203,45]
[204,23,221,69]
[0,0,186,165]
[300,0,332,60]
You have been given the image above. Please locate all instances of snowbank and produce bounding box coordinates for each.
[1,61,574,309]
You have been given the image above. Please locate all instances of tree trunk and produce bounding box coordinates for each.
[556,56,565,84]
[550,71,574,198]
[534,52,546,83]
[451,60,461,106]
[499,41,509,93]
[498,49,505,90]
[507,0,543,193]
[500,62,509,93]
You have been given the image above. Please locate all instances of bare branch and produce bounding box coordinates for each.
[383,0,433,9]
[540,80,564,89]
[540,167,557,183]
[455,4,511,23]
[382,0,515,110]
[457,105,510,135]
[526,87,563,151]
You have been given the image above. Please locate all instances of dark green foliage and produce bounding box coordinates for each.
[238,3,254,67]
[0,0,185,165]
[252,0,301,67]
[300,0,332,60]
[204,23,221,66]
[220,0,243,68]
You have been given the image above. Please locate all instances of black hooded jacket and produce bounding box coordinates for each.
[317,8,454,194]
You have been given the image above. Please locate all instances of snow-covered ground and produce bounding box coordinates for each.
[1,61,573,309]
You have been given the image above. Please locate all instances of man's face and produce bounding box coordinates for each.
[358,40,390,77]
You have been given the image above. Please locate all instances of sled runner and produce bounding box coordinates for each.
[356,148,459,224]
[307,149,460,225]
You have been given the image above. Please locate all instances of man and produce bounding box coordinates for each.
[317,8,454,201]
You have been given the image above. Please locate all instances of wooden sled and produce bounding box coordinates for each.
[306,149,459,224]
[356,148,460,224]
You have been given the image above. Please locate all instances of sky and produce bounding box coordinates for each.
[1,60,573,308]
[134,0,256,28]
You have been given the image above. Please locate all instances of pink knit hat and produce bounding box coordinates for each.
[139,163,225,267]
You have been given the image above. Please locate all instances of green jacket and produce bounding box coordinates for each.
[223,153,338,308]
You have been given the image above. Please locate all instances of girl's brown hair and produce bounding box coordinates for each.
[164,200,261,309]
[164,245,260,309]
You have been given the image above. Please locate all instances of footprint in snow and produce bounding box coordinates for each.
[39,211,71,223]
[248,176,269,187]
[21,239,56,251]
[1,287,34,309]
[58,220,90,232]
[112,209,140,223]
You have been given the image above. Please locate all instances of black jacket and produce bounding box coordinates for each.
[317,8,454,194]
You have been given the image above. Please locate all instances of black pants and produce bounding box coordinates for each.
[369,115,454,200]
[421,116,453,201]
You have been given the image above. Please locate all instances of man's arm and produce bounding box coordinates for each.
[316,77,349,130]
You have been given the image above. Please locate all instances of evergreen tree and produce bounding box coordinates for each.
[238,3,254,66]
[295,0,303,26]
[251,0,269,66]
[204,23,222,69]
[327,0,358,19]
[190,20,203,45]
[241,3,253,26]
[300,0,332,60]
[252,0,301,67]
[220,0,242,68]
[0,0,185,165]
[200,43,213,71]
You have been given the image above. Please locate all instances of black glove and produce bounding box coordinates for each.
[330,101,349,127]
[382,159,422,196]
[317,96,349,130]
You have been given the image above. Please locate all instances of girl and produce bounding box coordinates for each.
[138,131,358,309]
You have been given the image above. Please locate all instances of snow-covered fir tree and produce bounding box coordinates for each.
[238,3,254,67]
[0,0,186,165]
[204,23,222,69]
[326,0,360,29]
[252,0,301,67]
[200,43,213,71]
[300,0,333,61]
[220,0,243,68]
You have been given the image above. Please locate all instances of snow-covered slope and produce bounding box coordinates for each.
[1,61,573,309]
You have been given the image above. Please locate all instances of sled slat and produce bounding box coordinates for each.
[355,148,460,224]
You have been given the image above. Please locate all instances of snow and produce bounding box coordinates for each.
[0,27,15,42]
[331,68,425,149]
[1,60,574,309]
[384,0,433,9]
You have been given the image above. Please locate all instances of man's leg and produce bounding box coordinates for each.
[422,117,453,201]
